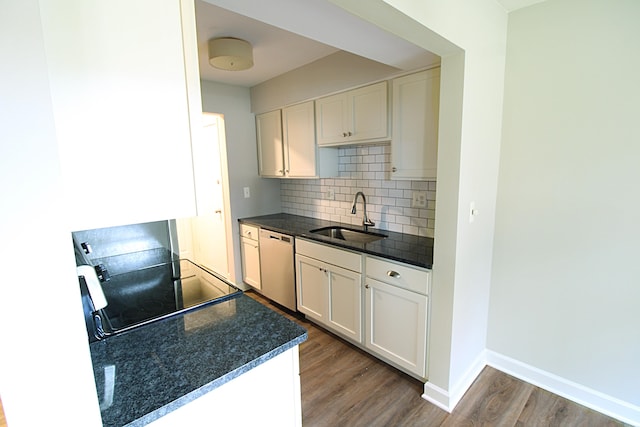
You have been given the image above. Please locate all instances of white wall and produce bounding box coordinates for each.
[489,0,640,420]
[200,80,282,285]
[0,1,102,425]
[331,0,508,409]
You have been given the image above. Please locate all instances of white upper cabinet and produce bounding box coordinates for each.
[282,102,319,178]
[391,68,441,180]
[256,110,285,177]
[257,101,337,178]
[315,82,389,146]
[40,0,201,231]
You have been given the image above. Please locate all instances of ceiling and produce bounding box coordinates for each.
[195,0,546,88]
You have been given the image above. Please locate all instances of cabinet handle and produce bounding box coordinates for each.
[392,167,397,172]
[342,132,348,137]
[365,284,370,289]
[387,270,401,278]
[347,131,352,136]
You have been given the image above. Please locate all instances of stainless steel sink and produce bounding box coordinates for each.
[309,226,387,244]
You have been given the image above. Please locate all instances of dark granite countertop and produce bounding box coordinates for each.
[90,294,307,427]
[240,213,434,269]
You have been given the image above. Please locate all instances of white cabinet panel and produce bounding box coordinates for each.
[316,82,388,146]
[365,277,428,378]
[283,102,317,177]
[240,237,261,290]
[296,254,327,322]
[391,68,440,180]
[327,265,362,342]
[256,110,285,177]
[40,0,200,230]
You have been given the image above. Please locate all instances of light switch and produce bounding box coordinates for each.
[469,202,478,223]
[243,187,250,198]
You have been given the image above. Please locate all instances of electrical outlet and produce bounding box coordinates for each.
[412,191,427,208]
[243,187,250,198]
[325,188,335,200]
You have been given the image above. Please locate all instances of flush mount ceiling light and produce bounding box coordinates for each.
[208,37,253,71]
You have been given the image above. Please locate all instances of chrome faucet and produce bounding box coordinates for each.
[351,191,375,228]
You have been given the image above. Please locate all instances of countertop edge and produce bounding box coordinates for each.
[124,332,307,427]
[240,213,434,269]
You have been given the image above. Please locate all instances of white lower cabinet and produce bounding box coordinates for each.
[365,256,430,379]
[295,239,362,342]
[240,224,261,289]
[295,239,431,380]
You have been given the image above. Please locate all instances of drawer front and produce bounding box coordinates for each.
[240,223,259,241]
[365,256,430,295]
[295,238,362,273]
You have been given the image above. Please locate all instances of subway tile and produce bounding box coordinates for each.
[396,181,412,190]
[389,189,403,198]
[281,146,437,237]
[381,197,396,206]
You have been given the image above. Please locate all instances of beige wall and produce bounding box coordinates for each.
[490,0,640,416]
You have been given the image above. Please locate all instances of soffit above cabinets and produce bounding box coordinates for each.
[196,0,546,88]
[196,0,440,88]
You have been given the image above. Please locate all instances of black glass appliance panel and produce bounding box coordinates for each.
[96,259,241,337]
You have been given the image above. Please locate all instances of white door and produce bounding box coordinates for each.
[190,113,230,278]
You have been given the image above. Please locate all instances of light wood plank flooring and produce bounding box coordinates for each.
[247,291,627,427]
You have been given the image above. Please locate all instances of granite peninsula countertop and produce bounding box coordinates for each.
[90,294,307,427]
[240,213,434,269]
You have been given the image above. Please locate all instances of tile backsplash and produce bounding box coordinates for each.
[281,143,436,238]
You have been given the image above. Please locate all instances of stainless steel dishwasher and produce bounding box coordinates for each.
[258,229,296,311]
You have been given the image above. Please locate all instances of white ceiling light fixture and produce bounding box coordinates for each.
[208,37,254,71]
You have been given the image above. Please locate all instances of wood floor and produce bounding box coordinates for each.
[247,291,627,427]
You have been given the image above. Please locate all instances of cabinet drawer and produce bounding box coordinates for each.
[296,238,362,273]
[240,224,259,241]
[365,256,430,295]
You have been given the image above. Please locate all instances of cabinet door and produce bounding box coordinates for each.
[240,237,261,290]
[349,81,388,143]
[40,0,200,230]
[296,254,327,322]
[327,265,362,342]
[282,102,317,177]
[256,110,284,177]
[365,278,428,378]
[315,93,349,146]
[391,68,440,180]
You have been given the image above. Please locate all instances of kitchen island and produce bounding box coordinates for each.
[240,213,434,268]
[90,294,307,427]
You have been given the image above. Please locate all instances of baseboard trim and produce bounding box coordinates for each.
[486,350,640,426]
[421,350,486,413]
